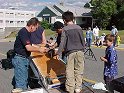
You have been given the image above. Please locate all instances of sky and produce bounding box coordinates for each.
[0,0,90,11]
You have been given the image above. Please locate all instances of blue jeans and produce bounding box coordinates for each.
[12,55,29,90]
[86,38,92,47]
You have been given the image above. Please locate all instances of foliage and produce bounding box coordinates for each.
[91,0,124,29]
[91,0,117,29]
[40,20,51,29]
[110,2,124,29]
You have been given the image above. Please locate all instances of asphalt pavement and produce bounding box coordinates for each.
[0,38,124,93]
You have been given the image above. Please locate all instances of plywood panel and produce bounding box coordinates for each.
[31,52,66,79]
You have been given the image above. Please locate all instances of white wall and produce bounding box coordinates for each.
[0,9,36,32]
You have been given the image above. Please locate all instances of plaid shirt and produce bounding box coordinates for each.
[104,45,118,78]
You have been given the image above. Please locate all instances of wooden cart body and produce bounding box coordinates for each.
[29,52,66,90]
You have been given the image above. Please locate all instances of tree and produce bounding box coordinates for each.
[109,0,124,29]
[40,20,51,29]
[91,0,117,29]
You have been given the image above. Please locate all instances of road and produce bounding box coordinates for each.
[0,42,123,93]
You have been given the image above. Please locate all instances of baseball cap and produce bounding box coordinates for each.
[52,21,64,31]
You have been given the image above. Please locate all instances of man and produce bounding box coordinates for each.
[93,26,99,45]
[111,25,118,46]
[50,21,67,63]
[12,17,47,91]
[51,21,64,48]
[57,11,85,93]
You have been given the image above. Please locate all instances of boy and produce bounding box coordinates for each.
[99,33,105,47]
[57,11,85,93]
[100,34,118,93]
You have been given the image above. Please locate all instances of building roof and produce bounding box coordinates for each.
[37,4,91,17]
[47,6,62,16]
[54,5,91,17]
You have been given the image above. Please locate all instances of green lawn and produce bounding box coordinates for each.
[5,29,56,38]
[99,30,124,44]
[45,29,56,36]
[5,29,124,44]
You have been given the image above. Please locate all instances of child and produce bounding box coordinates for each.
[46,37,55,47]
[100,34,118,93]
[99,33,105,47]
[57,11,85,93]
[116,35,121,47]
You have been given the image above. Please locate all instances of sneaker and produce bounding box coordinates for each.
[75,89,81,93]
[11,88,23,93]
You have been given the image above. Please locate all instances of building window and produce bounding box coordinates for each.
[21,14,24,16]
[6,13,9,14]
[0,20,3,23]
[21,21,24,23]
[17,21,20,23]
[0,12,3,16]
[10,21,13,23]
[10,13,14,14]
[6,20,9,23]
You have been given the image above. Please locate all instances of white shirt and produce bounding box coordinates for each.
[93,27,99,36]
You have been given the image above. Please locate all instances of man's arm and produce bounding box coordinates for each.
[57,31,66,57]
[25,44,46,53]
[19,30,46,53]
[79,30,85,49]
[42,31,47,44]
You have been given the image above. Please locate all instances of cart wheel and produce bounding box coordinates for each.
[28,78,42,89]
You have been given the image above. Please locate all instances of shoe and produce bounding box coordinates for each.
[75,89,82,93]
[11,88,23,93]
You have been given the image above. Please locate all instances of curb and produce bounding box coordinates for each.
[92,45,124,51]
[83,78,96,84]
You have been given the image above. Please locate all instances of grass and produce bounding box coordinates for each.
[5,29,124,44]
[99,30,124,44]
[5,29,56,38]
[84,30,124,44]
[5,31,18,38]
[45,29,56,36]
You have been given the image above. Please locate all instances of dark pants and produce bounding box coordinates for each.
[104,76,114,93]
[113,36,117,46]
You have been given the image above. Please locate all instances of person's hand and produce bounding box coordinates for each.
[54,48,58,55]
[100,56,107,62]
[39,47,47,53]
[56,55,60,60]
[100,56,104,61]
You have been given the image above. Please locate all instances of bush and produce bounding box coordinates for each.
[40,20,51,29]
